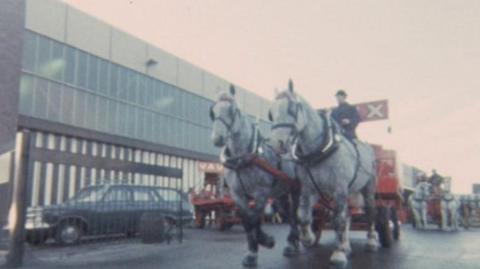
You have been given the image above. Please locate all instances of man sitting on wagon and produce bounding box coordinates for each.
[429,169,445,196]
[332,89,361,141]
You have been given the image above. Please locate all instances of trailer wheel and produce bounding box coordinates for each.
[376,206,393,248]
[195,209,206,229]
[311,219,323,246]
[139,212,166,244]
[391,208,400,240]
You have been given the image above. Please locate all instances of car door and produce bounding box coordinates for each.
[102,186,133,234]
[131,187,159,229]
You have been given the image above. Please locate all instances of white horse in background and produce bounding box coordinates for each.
[408,181,431,229]
[440,190,460,231]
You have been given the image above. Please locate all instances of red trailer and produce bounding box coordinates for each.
[191,172,241,231]
[311,144,404,248]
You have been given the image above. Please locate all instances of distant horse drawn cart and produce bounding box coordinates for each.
[191,172,241,231]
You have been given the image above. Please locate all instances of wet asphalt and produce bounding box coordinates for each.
[7,224,480,269]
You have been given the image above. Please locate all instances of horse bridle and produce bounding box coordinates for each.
[210,100,240,135]
[269,94,302,138]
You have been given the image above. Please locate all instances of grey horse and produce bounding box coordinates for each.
[210,85,301,267]
[440,190,460,231]
[408,181,431,229]
[268,80,379,268]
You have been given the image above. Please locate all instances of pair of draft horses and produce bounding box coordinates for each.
[210,80,378,268]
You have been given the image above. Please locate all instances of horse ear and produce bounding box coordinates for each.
[288,79,294,93]
[229,84,236,96]
[209,105,215,121]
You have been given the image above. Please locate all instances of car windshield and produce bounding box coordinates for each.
[72,186,106,202]
[156,188,182,202]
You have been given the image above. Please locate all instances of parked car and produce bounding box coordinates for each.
[25,184,193,246]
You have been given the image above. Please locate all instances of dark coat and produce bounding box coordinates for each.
[332,103,361,139]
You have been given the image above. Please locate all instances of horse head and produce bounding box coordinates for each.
[415,181,432,200]
[268,79,309,154]
[210,85,241,147]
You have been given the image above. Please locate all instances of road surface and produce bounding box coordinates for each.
[5,225,480,269]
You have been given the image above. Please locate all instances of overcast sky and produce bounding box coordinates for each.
[65,0,480,193]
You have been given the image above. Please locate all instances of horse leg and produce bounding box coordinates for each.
[421,201,428,228]
[282,191,301,257]
[440,200,448,231]
[411,203,422,229]
[297,191,316,248]
[231,190,260,268]
[254,196,275,249]
[330,197,351,268]
[362,181,378,252]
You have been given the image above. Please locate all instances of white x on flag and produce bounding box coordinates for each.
[367,104,385,119]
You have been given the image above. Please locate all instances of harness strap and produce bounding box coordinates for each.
[235,170,253,200]
[348,141,361,189]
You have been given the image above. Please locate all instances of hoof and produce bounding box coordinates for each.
[242,254,258,268]
[283,244,300,258]
[365,241,378,252]
[258,234,275,249]
[330,250,348,268]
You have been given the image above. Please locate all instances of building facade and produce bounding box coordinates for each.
[1,0,272,210]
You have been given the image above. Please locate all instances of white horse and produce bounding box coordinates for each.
[408,181,431,229]
[440,190,460,231]
[268,81,379,268]
[210,85,301,267]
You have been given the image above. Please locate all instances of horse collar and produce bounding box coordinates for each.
[292,112,339,165]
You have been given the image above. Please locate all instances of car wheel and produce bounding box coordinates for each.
[55,221,83,246]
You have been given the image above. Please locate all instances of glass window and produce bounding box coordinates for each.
[135,107,143,139]
[127,71,138,103]
[60,86,74,124]
[106,99,117,133]
[0,152,12,184]
[156,188,180,202]
[46,81,62,122]
[64,46,77,84]
[97,96,108,132]
[163,84,177,116]
[109,64,119,98]
[132,188,154,202]
[98,59,110,95]
[137,77,146,106]
[22,31,37,71]
[104,187,131,202]
[18,75,35,116]
[87,55,99,92]
[37,35,52,78]
[126,105,136,138]
[33,77,48,119]
[117,102,127,135]
[73,90,86,127]
[76,51,88,88]
[72,186,106,202]
[85,93,97,130]
[117,68,128,101]
[51,40,65,81]
[145,110,153,142]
